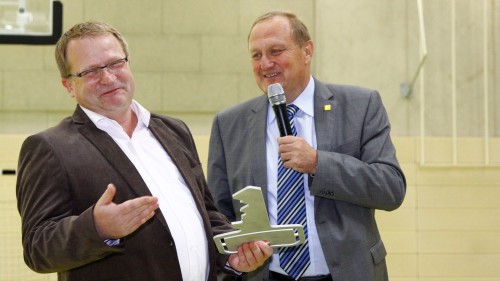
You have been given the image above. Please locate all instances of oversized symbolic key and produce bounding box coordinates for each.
[213,186,305,254]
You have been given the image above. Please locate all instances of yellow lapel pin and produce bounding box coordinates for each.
[324,104,331,111]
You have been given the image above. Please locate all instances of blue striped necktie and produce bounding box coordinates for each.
[277,104,310,280]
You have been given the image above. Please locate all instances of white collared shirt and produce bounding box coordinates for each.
[81,101,209,281]
[266,76,330,276]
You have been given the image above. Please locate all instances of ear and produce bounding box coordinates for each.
[303,40,314,64]
[61,78,75,98]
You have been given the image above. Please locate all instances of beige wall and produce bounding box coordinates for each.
[1,0,499,280]
[1,135,500,280]
[0,0,498,137]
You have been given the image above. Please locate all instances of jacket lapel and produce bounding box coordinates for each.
[147,118,197,193]
[313,79,336,152]
[249,95,270,205]
[74,106,153,198]
[147,117,213,238]
[74,107,172,233]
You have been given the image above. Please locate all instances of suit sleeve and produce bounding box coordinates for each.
[309,90,406,211]
[16,135,122,273]
[207,113,238,221]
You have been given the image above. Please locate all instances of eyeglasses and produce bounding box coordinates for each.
[67,57,128,81]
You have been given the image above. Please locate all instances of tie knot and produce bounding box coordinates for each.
[286,104,299,120]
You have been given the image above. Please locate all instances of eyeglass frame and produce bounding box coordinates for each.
[66,57,129,79]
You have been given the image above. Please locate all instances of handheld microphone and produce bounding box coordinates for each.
[267,83,293,137]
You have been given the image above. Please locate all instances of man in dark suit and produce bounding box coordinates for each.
[207,11,406,281]
[16,21,272,281]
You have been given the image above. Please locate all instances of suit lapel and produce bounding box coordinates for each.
[147,117,207,232]
[312,79,338,216]
[249,96,270,203]
[74,107,152,198]
[314,79,336,152]
[147,118,197,193]
[74,107,173,233]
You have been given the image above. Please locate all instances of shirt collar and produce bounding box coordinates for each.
[292,75,315,117]
[267,75,315,123]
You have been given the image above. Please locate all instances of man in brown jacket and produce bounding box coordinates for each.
[16,21,272,281]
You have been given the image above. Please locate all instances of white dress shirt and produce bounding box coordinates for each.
[81,101,209,281]
[266,76,330,276]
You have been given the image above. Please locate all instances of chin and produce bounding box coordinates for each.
[260,79,281,91]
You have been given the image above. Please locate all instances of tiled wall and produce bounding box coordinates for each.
[1,0,498,137]
[380,137,500,281]
[1,135,499,280]
[1,0,499,279]
[0,135,56,280]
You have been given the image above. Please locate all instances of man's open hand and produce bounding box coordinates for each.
[93,184,159,239]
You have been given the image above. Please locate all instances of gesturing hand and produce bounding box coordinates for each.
[228,241,273,272]
[93,184,159,240]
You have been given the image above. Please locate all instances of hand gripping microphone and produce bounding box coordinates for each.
[267,83,293,137]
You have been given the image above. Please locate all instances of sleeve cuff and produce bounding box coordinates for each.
[104,239,121,246]
[224,260,243,276]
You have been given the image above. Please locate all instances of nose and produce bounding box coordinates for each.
[98,68,116,84]
[260,55,274,70]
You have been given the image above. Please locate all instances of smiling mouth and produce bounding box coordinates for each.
[101,88,120,96]
[264,72,279,78]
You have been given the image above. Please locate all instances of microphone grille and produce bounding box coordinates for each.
[267,83,286,105]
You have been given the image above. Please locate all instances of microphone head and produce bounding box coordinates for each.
[267,83,286,105]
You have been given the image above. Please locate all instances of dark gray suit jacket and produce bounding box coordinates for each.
[207,79,406,281]
[16,105,233,281]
